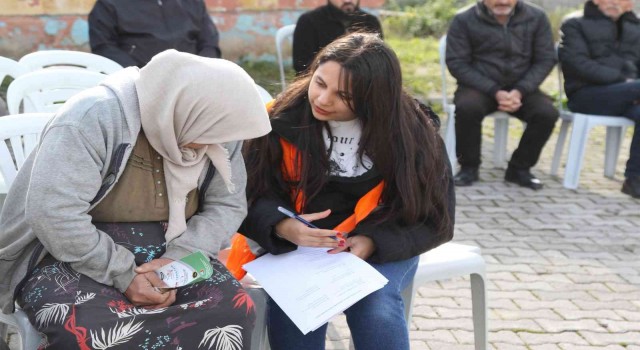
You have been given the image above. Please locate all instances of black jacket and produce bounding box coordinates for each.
[559,1,640,97]
[293,4,383,74]
[88,0,221,68]
[241,104,454,264]
[446,1,556,97]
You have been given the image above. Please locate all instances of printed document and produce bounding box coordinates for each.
[243,247,388,334]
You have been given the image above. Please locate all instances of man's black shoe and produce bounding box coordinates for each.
[454,167,479,187]
[504,167,543,190]
[622,176,640,198]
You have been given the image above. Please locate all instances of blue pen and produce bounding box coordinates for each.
[277,206,342,241]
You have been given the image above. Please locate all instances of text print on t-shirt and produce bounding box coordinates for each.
[323,119,373,177]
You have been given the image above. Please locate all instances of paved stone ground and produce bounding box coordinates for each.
[6,120,640,349]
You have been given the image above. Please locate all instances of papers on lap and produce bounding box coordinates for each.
[243,247,388,334]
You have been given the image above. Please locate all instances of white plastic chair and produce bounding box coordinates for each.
[276,24,296,92]
[19,50,123,74]
[439,35,521,169]
[0,57,29,85]
[401,243,487,350]
[249,242,488,350]
[0,113,54,192]
[0,113,53,350]
[255,84,273,104]
[7,69,107,114]
[550,58,634,189]
[0,308,42,350]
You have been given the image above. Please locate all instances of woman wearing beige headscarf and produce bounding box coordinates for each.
[0,50,270,349]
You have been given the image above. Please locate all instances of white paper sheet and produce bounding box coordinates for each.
[243,247,388,334]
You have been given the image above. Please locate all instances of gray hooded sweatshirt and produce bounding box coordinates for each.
[0,68,247,313]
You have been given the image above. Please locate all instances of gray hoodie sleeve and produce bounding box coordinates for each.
[162,141,248,262]
[25,124,137,293]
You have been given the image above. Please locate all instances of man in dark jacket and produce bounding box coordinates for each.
[446,0,558,190]
[292,0,382,74]
[559,0,640,198]
[88,0,221,68]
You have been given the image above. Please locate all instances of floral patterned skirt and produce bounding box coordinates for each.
[17,222,255,350]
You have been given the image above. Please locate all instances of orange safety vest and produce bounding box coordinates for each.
[225,102,384,280]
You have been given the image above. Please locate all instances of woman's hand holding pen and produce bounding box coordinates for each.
[125,258,177,309]
[274,209,344,248]
[328,235,376,260]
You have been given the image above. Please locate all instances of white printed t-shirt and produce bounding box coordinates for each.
[322,119,373,177]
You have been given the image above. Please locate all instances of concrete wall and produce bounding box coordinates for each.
[0,0,384,61]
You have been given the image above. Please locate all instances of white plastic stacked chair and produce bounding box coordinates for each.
[275,24,296,92]
[550,53,634,189]
[0,57,29,192]
[0,57,29,86]
[439,35,523,169]
[0,113,54,350]
[19,50,123,74]
[7,69,107,114]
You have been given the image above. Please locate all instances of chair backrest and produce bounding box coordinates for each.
[438,35,450,111]
[255,84,273,104]
[7,69,107,114]
[0,113,54,188]
[276,24,296,92]
[19,50,123,74]
[0,57,29,85]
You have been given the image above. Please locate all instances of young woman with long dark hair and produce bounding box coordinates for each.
[241,33,455,349]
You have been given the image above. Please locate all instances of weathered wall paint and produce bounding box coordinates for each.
[0,0,384,61]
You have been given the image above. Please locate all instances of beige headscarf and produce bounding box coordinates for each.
[135,50,271,242]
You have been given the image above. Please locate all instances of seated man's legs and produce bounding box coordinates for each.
[568,81,640,197]
[452,86,498,186]
[508,91,559,189]
[622,103,640,198]
[623,114,640,197]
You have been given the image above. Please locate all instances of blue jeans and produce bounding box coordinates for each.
[568,81,640,177]
[267,256,419,350]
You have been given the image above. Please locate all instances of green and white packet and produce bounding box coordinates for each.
[155,251,214,288]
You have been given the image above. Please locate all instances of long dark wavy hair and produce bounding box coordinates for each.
[245,33,452,234]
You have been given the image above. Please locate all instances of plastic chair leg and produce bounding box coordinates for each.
[470,273,488,350]
[551,119,571,176]
[401,280,416,331]
[246,287,270,350]
[604,126,625,178]
[12,309,42,350]
[563,116,590,189]
[443,106,457,169]
[493,117,509,169]
[0,324,8,347]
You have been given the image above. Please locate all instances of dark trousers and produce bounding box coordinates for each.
[453,87,558,169]
[568,81,640,177]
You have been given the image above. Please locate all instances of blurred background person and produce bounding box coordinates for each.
[292,0,383,74]
[89,0,221,67]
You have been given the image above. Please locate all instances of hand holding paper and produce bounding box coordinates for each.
[243,247,388,334]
